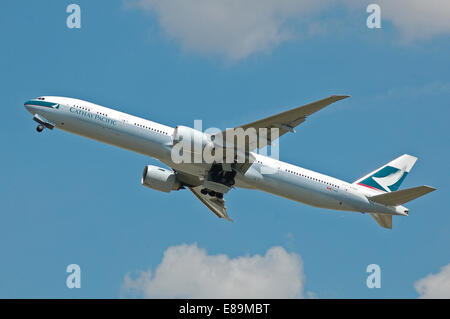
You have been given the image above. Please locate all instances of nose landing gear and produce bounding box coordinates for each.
[32,114,54,132]
[36,124,44,132]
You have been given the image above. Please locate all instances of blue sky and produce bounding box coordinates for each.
[0,0,449,298]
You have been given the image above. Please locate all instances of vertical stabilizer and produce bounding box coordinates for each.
[353,154,418,192]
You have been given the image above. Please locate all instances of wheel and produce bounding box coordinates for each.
[216,193,223,199]
[200,188,208,195]
[36,125,44,132]
[208,190,216,197]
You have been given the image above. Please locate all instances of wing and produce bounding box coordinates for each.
[189,186,232,221]
[216,95,349,152]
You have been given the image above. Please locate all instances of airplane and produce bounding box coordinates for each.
[24,95,436,229]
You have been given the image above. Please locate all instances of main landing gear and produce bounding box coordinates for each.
[199,164,235,199]
[36,124,44,132]
[200,188,224,199]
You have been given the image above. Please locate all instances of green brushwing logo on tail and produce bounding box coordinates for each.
[358,166,408,192]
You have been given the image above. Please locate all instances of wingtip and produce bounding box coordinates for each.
[331,94,351,100]
[221,214,233,222]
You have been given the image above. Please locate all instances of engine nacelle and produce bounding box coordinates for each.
[141,165,181,193]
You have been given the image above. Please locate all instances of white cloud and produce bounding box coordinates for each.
[377,0,450,41]
[129,0,450,60]
[121,243,306,298]
[414,264,450,299]
[130,0,328,60]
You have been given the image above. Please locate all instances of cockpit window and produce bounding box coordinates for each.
[37,97,45,100]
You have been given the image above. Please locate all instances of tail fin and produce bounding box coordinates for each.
[353,154,418,192]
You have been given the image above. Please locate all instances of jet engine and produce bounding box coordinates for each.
[141,165,181,193]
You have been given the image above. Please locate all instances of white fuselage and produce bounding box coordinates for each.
[24,96,407,217]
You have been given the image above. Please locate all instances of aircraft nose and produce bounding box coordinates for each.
[24,100,36,114]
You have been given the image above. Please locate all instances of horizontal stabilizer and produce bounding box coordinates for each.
[369,185,436,206]
[370,213,392,229]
